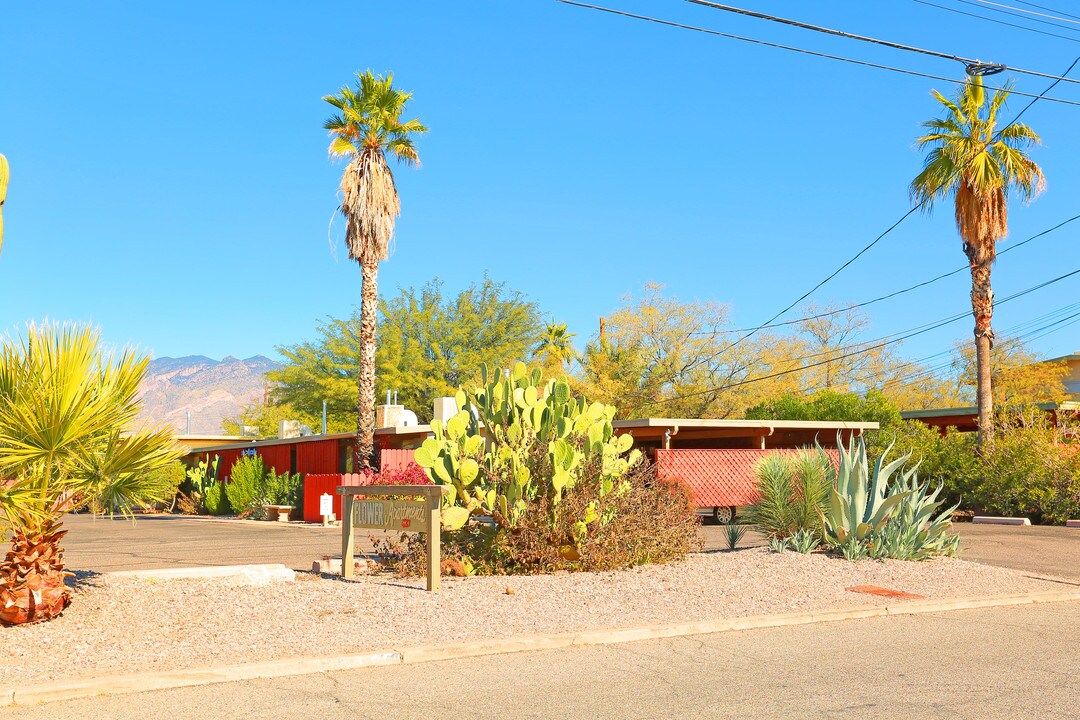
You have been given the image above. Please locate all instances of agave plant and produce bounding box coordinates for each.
[0,324,179,625]
[820,434,911,548]
[869,472,960,561]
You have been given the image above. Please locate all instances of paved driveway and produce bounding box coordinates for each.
[58,513,1079,579]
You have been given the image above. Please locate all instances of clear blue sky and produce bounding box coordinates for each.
[2,0,1079,369]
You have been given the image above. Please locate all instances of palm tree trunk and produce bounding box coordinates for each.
[970,259,995,449]
[355,261,379,471]
[0,521,71,626]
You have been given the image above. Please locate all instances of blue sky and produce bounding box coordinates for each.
[2,0,1079,370]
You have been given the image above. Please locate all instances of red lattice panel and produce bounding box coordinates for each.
[655,449,837,508]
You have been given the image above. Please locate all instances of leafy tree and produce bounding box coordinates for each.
[746,389,902,427]
[0,325,179,625]
[910,76,1045,448]
[950,336,1068,407]
[221,401,344,437]
[576,284,819,419]
[269,277,542,425]
[323,70,427,469]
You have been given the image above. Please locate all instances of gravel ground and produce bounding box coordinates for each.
[2,550,1066,687]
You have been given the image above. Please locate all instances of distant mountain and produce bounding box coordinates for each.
[137,355,281,435]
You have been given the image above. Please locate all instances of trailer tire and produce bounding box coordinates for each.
[712,506,736,525]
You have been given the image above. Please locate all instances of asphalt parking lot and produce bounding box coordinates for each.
[59,513,1079,579]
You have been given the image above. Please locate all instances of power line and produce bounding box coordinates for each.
[687,212,1080,335]
[640,265,1080,406]
[556,2,1080,105]
[966,0,1080,29]
[687,0,1080,85]
[913,0,1080,44]
[1007,0,1080,21]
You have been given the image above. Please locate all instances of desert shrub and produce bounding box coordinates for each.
[868,407,1080,523]
[225,455,265,517]
[203,482,230,515]
[743,449,831,540]
[263,468,304,514]
[973,409,1080,523]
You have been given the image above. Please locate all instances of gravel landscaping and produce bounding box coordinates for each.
[1,549,1068,687]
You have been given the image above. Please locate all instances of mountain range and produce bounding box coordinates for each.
[137,355,280,435]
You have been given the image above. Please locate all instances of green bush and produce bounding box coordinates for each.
[744,450,831,540]
[263,468,304,515]
[867,407,1080,524]
[225,455,266,517]
[203,482,230,515]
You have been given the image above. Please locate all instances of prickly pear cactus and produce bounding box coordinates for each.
[0,153,8,254]
[414,362,641,532]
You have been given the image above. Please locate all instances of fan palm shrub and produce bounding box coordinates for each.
[323,71,427,470]
[0,324,179,625]
[911,76,1045,447]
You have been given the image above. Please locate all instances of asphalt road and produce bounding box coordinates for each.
[60,513,1080,579]
[4,601,1078,720]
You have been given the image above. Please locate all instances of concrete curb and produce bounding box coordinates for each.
[5,588,1079,707]
[107,564,296,584]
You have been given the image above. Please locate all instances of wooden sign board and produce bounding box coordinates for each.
[336,482,451,592]
[353,498,430,533]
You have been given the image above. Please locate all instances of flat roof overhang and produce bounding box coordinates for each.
[612,418,879,442]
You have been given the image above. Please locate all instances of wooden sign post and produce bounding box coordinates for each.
[336,482,452,591]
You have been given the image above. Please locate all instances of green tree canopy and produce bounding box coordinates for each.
[266,277,544,425]
[745,390,902,428]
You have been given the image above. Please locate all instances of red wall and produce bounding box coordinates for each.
[296,439,341,475]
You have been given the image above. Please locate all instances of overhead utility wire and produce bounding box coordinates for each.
[1007,0,1080,21]
[556,2,1080,105]
[820,300,1080,392]
[912,0,1080,43]
[688,212,1080,335]
[687,0,1080,85]
[967,0,1080,29]
[642,265,1080,406]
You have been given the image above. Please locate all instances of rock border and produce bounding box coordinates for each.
[5,588,1078,706]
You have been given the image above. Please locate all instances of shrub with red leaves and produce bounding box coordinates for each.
[357,462,432,487]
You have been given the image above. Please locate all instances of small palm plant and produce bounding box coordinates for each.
[0,324,179,625]
[724,521,747,551]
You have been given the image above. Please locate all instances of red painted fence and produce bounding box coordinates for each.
[301,450,419,523]
[655,448,839,508]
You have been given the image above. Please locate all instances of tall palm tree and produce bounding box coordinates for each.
[533,321,577,377]
[0,324,179,625]
[910,76,1044,448]
[323,71,427,470]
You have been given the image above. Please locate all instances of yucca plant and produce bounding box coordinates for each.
[745,449,831,540]
[724,521,747,551]
[0,324,179,625]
